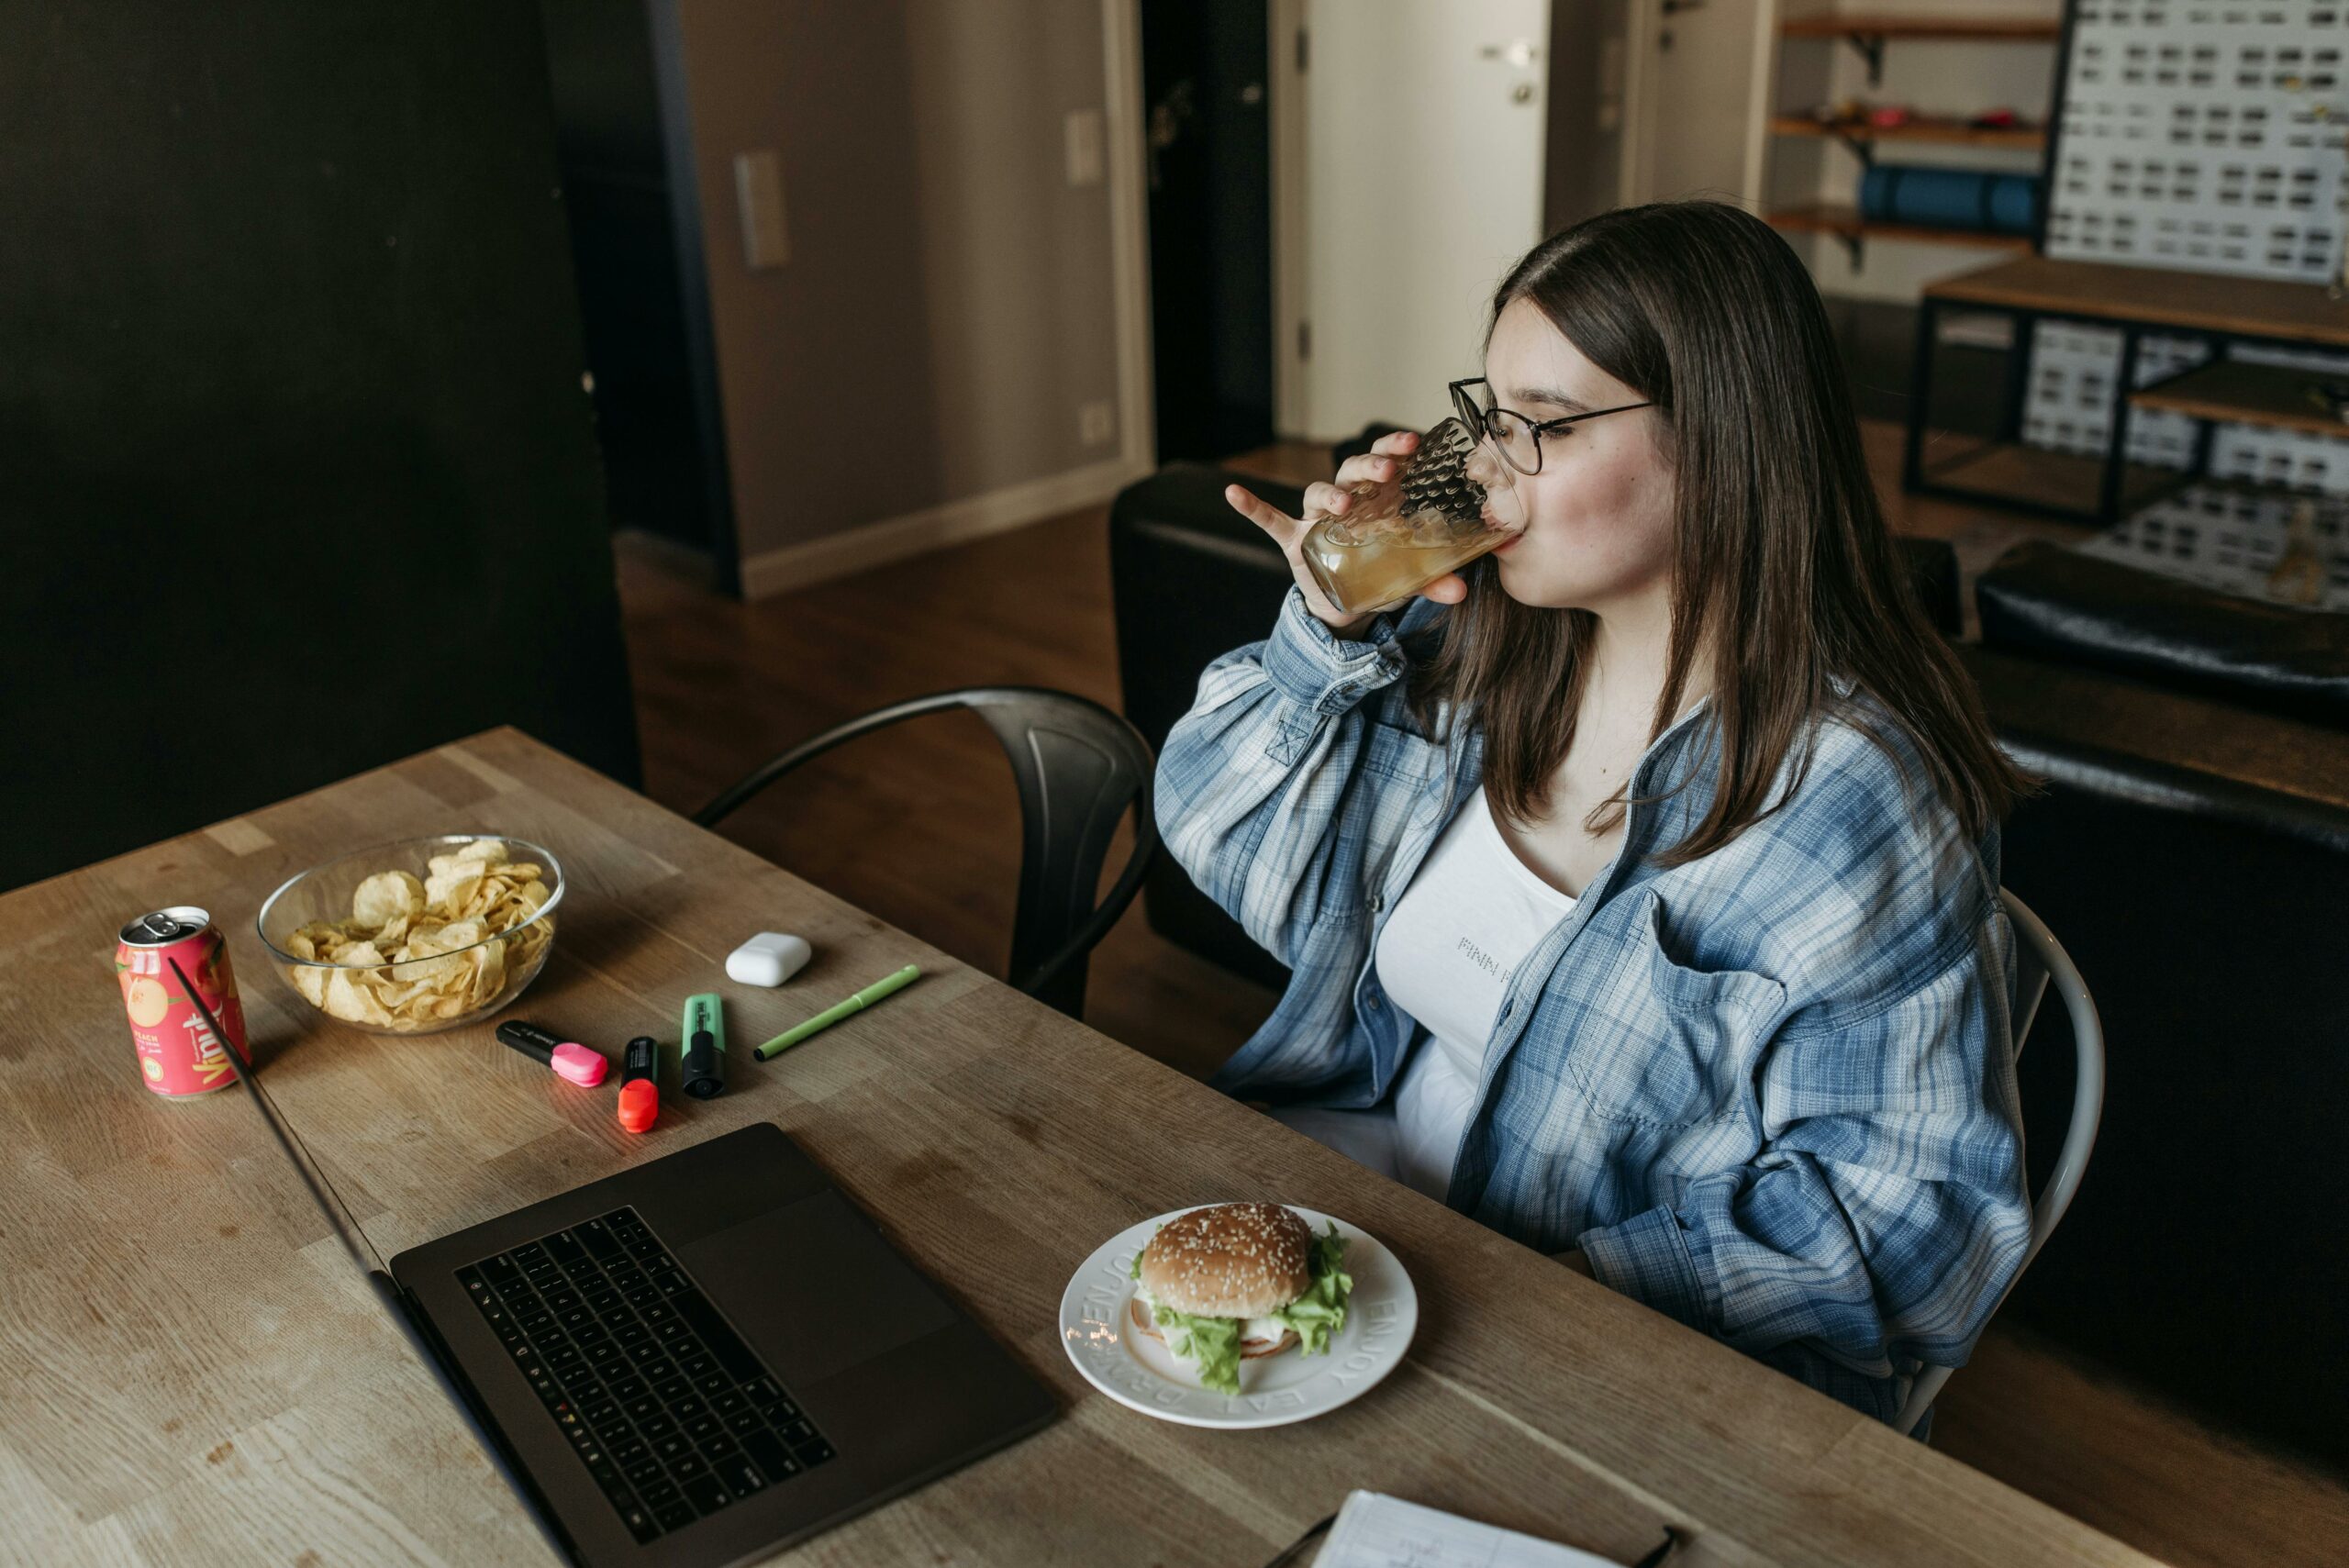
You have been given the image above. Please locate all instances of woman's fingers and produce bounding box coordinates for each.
[1331,452,1397,489]
[1419,573,1469,606]
[1371,429,1421,459]
[1300,480,1353,518]
[1224,483,1300,544]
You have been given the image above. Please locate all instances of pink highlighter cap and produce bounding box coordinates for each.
[551,1041,607,1087]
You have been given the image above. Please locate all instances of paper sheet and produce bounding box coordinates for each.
[1312,1491,1626,1568]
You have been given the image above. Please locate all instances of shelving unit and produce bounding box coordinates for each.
[1915,440,2187,518]
[1765,7,2063,268]
[1906,255,2349,524]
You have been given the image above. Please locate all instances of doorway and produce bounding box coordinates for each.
[1621,0,1766,205]
[1141,0,1276,463]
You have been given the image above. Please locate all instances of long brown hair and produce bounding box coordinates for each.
[1408,201,2026,862]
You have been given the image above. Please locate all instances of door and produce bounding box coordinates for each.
[1142,0,1275,462]
[1626,0,1764,204]
[1295,0,1550,439]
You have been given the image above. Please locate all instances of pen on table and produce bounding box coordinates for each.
[753,964,921,1060]
[1631,1525,1690,1568]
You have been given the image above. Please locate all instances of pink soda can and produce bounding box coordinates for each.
[116,906,250,1097]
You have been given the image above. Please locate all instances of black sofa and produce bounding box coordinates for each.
[1110,458,2349,1466]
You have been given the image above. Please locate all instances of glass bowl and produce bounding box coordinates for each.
[256,834,563,1036]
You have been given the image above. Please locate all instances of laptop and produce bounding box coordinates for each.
[177,962,1055,1566]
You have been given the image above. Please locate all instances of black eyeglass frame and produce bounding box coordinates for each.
[1449,377,1654,476]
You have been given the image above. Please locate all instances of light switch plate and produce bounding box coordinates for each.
[734,149,789,270]
[1064,108,1104,188]
[1079,399,1116,445]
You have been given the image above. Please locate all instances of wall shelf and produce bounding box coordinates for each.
[1779,15,2064,41]
[1766,203,2034,269]
[1770,115,2047,153]
[1779,13,2062,86]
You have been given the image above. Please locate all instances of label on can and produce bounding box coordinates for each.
[116,905,250,1097]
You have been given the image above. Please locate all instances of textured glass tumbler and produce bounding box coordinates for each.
[1299,417,1527,617]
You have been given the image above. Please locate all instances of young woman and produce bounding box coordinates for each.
[1155,201,2032,1429]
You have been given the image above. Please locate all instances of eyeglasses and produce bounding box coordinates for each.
[1448,378,1653,477]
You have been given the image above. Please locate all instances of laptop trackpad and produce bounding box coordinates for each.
[674,1189,958,1385]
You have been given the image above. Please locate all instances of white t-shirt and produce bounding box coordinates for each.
[1272,786,1576,1200]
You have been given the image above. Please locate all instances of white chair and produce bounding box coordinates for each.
[1894,888,2105,1438]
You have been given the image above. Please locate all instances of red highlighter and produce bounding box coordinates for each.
[618,1036,659,1134]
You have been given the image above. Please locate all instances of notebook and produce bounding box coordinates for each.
[1313,1492,1626,1568]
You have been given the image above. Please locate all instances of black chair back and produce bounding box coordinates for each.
[695,688,1156,1018]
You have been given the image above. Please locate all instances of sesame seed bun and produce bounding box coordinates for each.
[1137,1202,1314,1319]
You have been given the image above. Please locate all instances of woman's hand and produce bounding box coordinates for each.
[1222,429,1470,638]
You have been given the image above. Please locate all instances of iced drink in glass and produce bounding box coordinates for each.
[1299,417,1525,617]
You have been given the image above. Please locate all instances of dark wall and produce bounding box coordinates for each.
[0,1,640,891]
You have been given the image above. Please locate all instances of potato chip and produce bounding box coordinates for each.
[453,838,510,867]
[324,966,394,1026]
[352,870,426,929]
[424,862,485,917]
[290,964,329,1008]
[283,838,553,1031]
[389,950,464,985]
[468,941,507,1006]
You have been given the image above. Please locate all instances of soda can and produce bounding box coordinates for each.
[116,906,250,1097]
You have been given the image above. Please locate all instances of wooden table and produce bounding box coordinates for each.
[0,729,2161,1567]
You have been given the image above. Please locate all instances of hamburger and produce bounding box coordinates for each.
[1126,1202,1354,1395]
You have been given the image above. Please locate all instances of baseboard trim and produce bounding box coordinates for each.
[735,454,1152,599]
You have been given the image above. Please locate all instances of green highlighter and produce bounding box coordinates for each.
[754,964,921,1060]
[680,993,725,1099]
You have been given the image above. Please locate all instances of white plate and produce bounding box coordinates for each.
[1058,1204,1418,1429]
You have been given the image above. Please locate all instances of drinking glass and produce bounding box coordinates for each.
[1298,417,1526,617]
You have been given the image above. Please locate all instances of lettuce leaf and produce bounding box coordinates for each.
[1148,1304,1245,1395]
[1267,1222,1353,1355]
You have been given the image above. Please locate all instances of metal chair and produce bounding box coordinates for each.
[694,687,1157,1020]
[1895,888,2105,1436]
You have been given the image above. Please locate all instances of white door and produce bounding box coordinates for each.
[1625,0,1765,205]
[1296,0,1551,439]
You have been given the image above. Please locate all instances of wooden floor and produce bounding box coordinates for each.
[616,420,2349,1568]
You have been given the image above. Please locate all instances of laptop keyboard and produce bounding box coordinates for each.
[459,1205,835,1544]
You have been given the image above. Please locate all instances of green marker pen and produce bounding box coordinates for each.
[754,964,921,1060]
[680,993,725,1099]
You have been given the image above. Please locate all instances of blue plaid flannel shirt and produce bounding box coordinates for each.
[1156,588,2032,1425]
